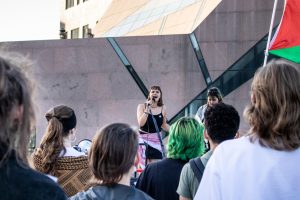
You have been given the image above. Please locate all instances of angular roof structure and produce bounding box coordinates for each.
[93,0,221,37]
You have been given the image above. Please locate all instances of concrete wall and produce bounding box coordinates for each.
[3,35,204,143]
[195,0,283,80]
[193,0,283,135]
[1,0,284,143]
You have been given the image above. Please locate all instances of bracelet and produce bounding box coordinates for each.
[144,111,149,115]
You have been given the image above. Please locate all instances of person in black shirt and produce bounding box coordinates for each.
[136,117,205,200]
[137,86,169,166]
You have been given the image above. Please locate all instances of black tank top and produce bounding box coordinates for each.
[140,108,164,133]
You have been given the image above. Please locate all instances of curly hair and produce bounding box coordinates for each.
[204,103,240,144]
[167,117,205,161]
[244,59,300,151]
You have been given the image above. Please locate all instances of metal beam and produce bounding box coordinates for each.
[107,37,148,98]
[189,33,212,86]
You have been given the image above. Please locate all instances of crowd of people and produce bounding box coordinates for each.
[1,49,300,200]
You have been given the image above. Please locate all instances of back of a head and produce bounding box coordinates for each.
[244,59,300,151]
[204,103,240,144]
[44,105,76,137]
[89,123,138,186]
[35,105,76,173]
[167,117,205,160]
[0,51,35,164]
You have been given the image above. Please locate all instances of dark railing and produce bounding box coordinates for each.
[107,37,149,98]
[189,33,212,86]
[169,27,278,124]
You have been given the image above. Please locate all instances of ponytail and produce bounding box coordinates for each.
[33,105,76,173]
[38,117,65,173]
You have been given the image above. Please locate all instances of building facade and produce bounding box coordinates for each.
[60,0,111,39]
[2,0,283,144]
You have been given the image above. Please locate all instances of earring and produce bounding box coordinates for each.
[69,133,76,143]
[205,140,210,152]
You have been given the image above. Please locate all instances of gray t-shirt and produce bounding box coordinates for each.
[70,184,153,200]
[176,150,213,199]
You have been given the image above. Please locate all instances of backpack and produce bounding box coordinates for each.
[189,157,205,182]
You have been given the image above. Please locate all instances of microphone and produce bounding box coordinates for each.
[147,97,156,106]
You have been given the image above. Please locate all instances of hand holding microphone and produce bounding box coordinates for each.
[145,97,156,115]
[146,97,156,106]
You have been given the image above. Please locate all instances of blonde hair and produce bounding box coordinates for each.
[244,59,300,151]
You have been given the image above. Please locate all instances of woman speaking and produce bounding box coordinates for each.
[137,86,169,167]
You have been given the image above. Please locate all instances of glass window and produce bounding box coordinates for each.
[82,25,89,38]
[71,28,79,39]
[60,29,67,39]
[66,0,74,9]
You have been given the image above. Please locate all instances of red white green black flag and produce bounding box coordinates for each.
[269,0,300,63]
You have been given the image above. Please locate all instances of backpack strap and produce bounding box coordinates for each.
[189,157,205,182]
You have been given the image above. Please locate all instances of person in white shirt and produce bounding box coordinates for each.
[195,87,223,123]
[194,59,300,200]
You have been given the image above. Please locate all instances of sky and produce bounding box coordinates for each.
[0,0,60,42]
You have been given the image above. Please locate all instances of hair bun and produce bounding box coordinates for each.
[207,87,222,100]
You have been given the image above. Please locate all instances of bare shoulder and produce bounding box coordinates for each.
[138,103,145,107]
[137,103,146,110]
[161,105,167,115]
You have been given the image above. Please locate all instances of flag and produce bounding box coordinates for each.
[269,0,300,63]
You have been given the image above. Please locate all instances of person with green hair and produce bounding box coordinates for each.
[136,117,205,200]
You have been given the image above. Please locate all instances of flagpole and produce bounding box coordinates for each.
[264,0,279,66]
